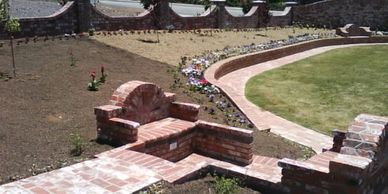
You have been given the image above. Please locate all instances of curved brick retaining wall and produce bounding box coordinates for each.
[212,36,388,80]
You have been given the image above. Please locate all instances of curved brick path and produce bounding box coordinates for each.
[205,43,388,153]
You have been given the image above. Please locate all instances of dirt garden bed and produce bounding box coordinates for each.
[0,37,313,185]
[140,174,262,194]
[93,27,333,66]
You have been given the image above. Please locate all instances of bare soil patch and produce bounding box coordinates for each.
[94,27,333,66]
[0,37,312,185]
[142,174,263,194]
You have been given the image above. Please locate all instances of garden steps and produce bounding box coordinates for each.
[177,154,283,184]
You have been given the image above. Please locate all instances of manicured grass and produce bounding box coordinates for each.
[246,46,388,135]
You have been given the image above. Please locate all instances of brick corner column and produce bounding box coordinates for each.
[252,0,269,27]
[210,0,226,29]
[76,0,91,33]
[153,0,171,29]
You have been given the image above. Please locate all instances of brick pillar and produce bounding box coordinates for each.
[210,0,226,29]
[153,0,171,29]
[284,1,298,25]
[76,0,91,33]
[252,0,269,28]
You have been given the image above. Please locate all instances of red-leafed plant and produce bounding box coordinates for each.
[99,65,107,83]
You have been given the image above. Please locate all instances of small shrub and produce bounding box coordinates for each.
[214,175,239,194]
[88,28,95,36]
[69,133,84,156]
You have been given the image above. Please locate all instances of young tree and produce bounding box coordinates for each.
[1,0,21,77]
[5,18,20,77]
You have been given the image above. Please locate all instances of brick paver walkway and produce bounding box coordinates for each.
[205,43,388,153]
[0,145,284,193]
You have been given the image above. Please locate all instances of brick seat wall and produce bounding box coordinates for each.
[95,80,254,166]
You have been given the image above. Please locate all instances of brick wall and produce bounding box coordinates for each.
[2,0,388,38]
[90,7,155,31]
[279,114,388,194]
[95,80,254,166]
[268,7,292,27]
[194,121,254,165]
[294,0,388,30]
[213,36,388,79]
[0,0,272,38]
[0,1,78,38]
[134,128,197,162]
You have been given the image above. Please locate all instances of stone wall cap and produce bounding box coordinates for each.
[252,0,266,4]
[284,1,298,6]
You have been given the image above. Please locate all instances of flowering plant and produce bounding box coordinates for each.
[87,71,99,91]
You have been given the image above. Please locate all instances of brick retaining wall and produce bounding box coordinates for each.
[213,36,388,80]
[194,121,254,165]
[279,114,388,194]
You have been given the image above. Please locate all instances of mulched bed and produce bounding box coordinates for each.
[0,37,312,185]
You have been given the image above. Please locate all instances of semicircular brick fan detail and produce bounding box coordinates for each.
[110,81,169,124]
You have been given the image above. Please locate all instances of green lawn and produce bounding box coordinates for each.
[246,45,388,135]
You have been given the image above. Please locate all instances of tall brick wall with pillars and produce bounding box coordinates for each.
[293,0,388,30]
[2,0,388,38]
[1,0,273,38]
[95,80,254,166]
[278,114,388,194]
[0,1,78,38]
[221,1,269,29]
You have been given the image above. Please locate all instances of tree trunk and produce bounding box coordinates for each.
[10,35,16,77]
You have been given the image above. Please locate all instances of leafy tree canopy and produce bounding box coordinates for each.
[5,18,20,33]
[0,0,8,21]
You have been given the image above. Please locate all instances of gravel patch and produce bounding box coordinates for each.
[10,0,62,18]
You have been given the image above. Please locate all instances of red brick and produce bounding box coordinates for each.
[91,178,111,188]
[30,187,50,194]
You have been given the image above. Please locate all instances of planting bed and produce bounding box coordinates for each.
[143,174,263,194]
[0,37,311,185]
